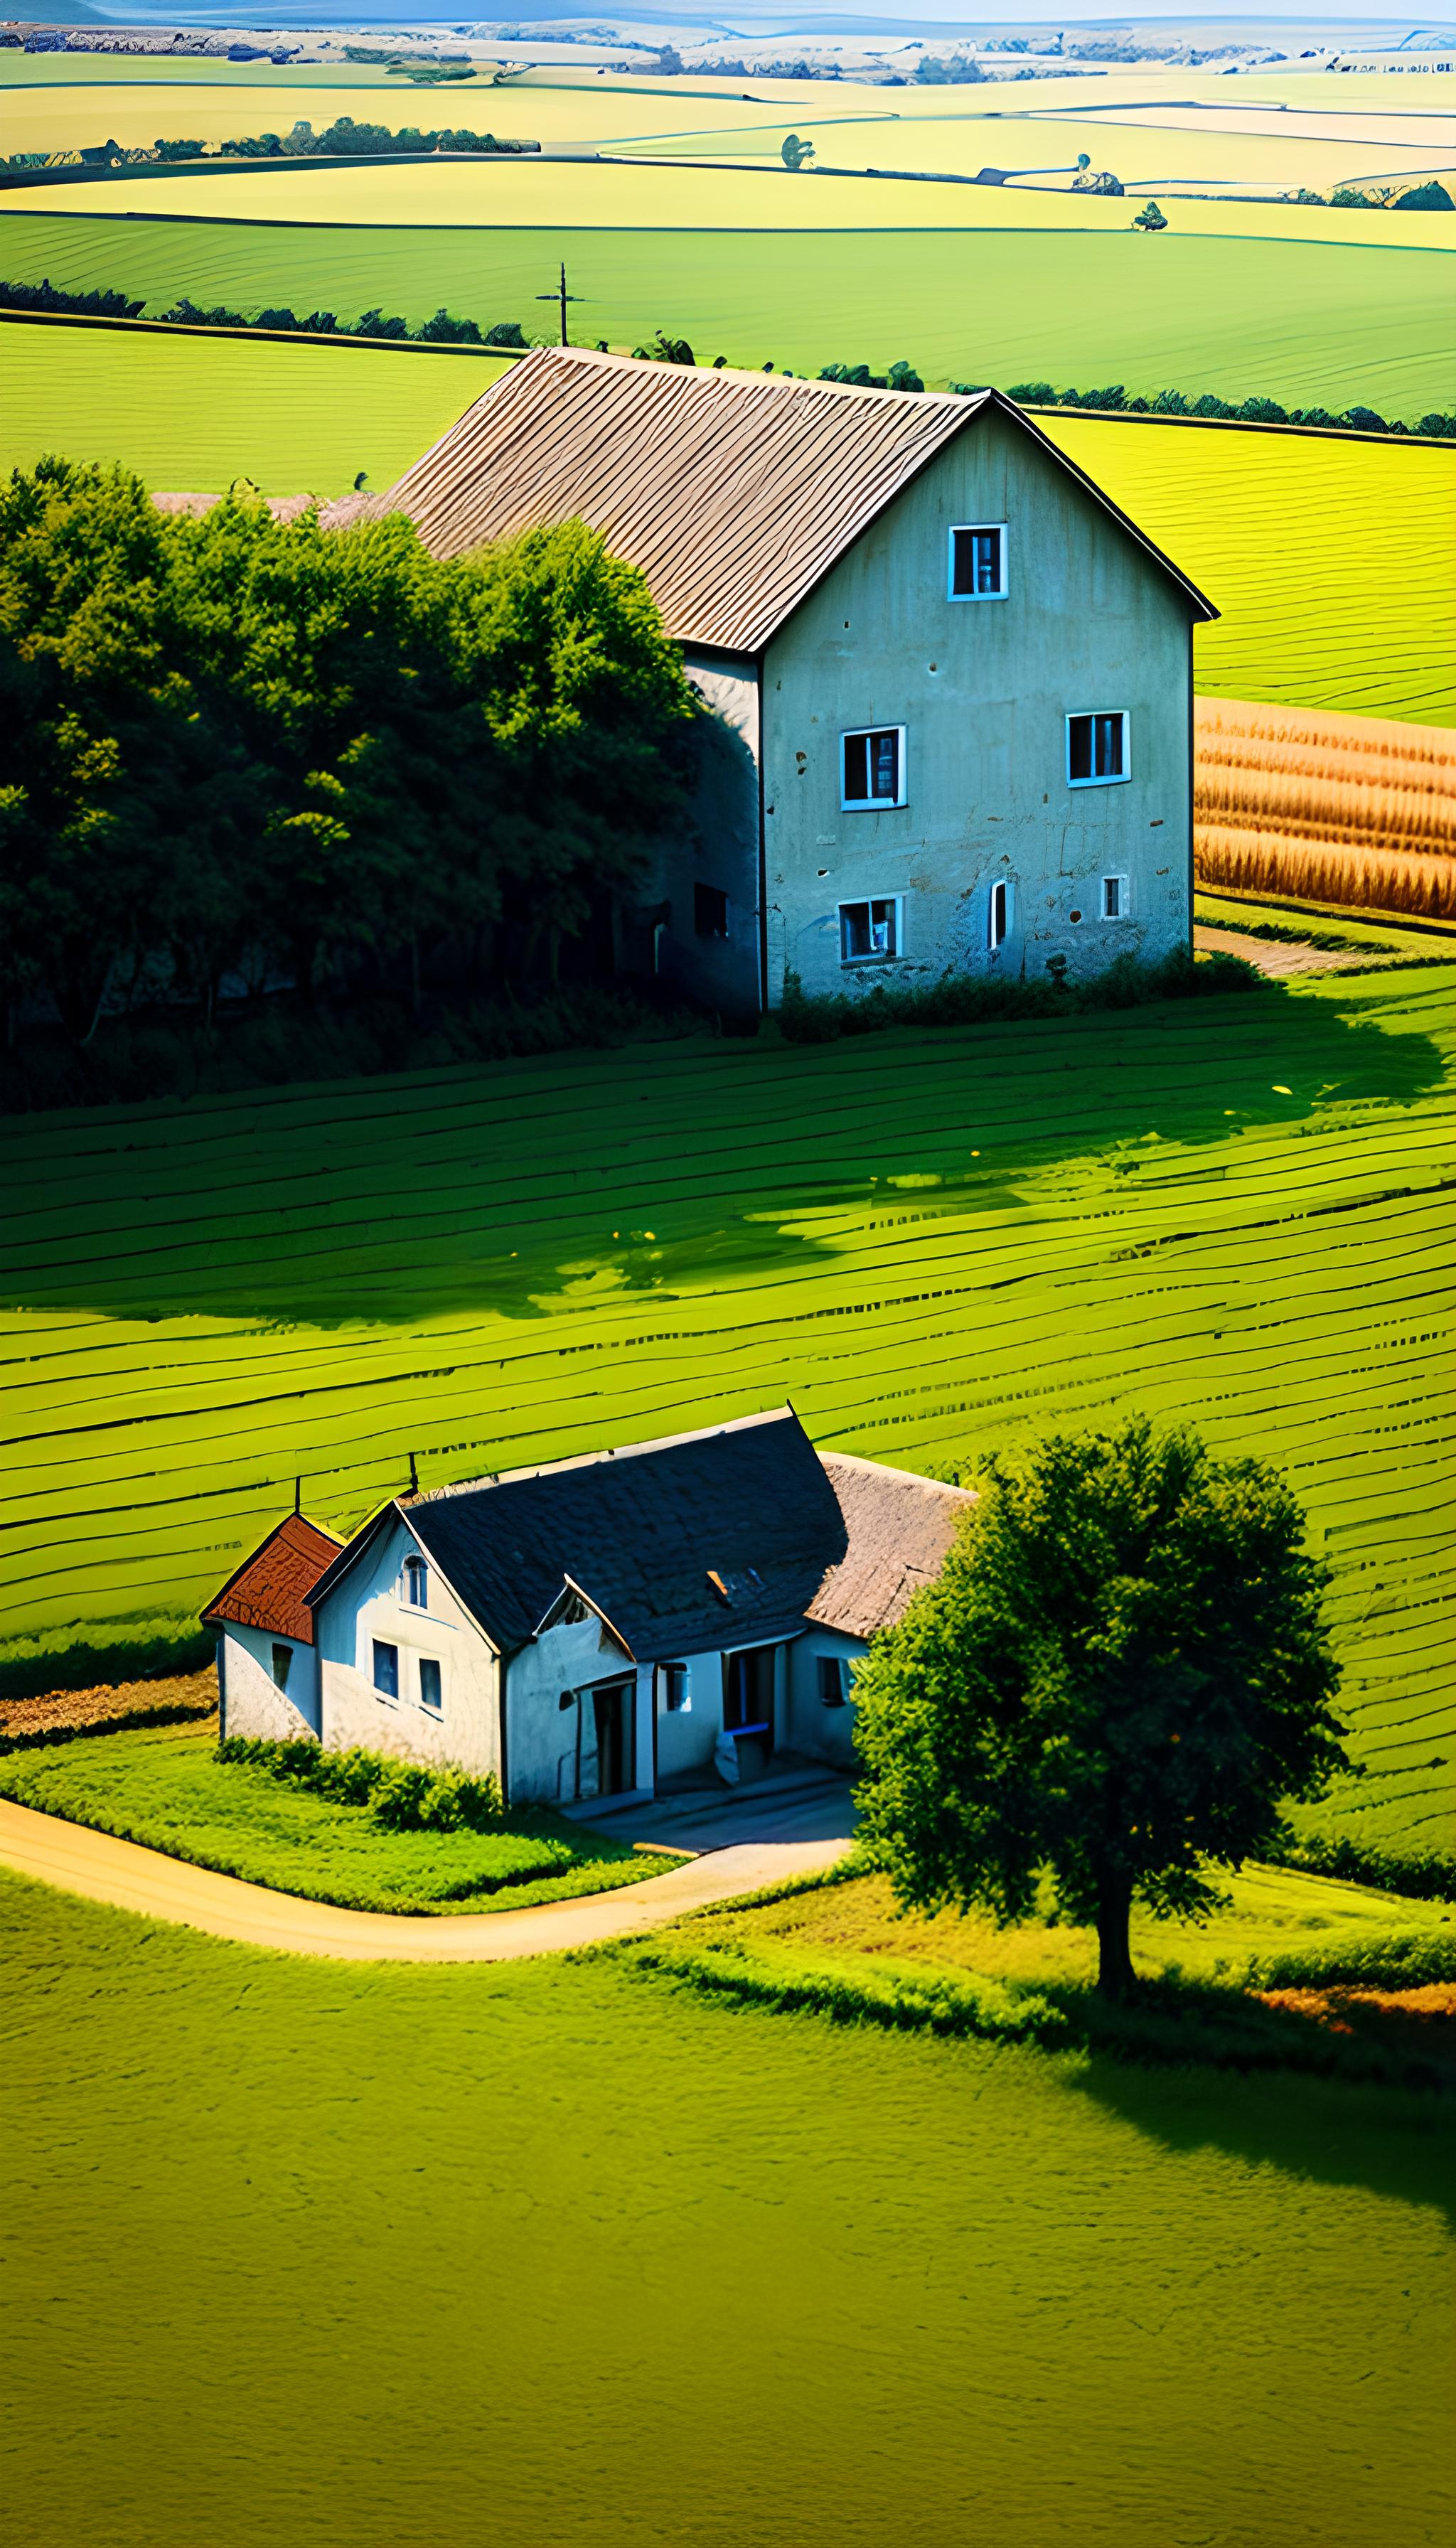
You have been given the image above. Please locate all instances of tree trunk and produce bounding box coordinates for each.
[1095,1871,1138,1996]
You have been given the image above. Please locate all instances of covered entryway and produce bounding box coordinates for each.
[592,1679,634,1798]
[723,1642,778,1769]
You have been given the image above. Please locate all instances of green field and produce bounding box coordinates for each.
[4,316,1451,719]
[4,1867,1452,2548]
[0,1718,671,1912]
[3,968,1452,1861]
[3,204,1450,417]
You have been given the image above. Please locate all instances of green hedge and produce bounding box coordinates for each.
[216,1733,504,1832]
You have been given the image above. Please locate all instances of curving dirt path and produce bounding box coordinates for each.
[0,1796,852,1964]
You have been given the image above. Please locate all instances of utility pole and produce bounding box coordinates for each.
[535,261,581,347]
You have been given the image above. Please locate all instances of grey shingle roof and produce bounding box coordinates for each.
[379,348,1216,653]
[401,1409,847,1661]
[808,1456,975,1640]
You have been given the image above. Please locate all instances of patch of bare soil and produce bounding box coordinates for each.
[0,1669,218,1752]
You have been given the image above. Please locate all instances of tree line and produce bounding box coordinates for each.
[0,461,697,1047]
[3,116,539,172]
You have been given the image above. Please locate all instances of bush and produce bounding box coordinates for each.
[776,946,1262,1044]
[217,1733,505,1831]
[1267,1833,1456,1903]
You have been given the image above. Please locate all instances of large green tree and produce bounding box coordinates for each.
[0,461,695,1039]
[852,1419,1351,1993]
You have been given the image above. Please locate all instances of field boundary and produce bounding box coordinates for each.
[1,301,1450,443]
[1195,879,1456,936]
[0,304,528,355]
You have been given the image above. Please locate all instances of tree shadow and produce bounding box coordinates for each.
[0,975,1444,1326]
[1055,1977,1456,2226]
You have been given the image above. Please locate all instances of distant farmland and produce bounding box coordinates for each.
[2,970,1452,1861]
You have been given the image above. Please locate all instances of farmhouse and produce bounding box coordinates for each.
[382,348,1217,1014]
[203,1410,973,1807]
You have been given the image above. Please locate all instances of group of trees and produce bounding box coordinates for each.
[4,116,538,173]
[0,461,697,1043]
[0,274,532,347]
[854,1418,1350,1995]
[993,379,1456,439]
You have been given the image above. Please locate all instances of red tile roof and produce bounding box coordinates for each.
[201,1513,343,1644]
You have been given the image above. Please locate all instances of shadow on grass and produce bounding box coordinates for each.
[0,975,1446,1327]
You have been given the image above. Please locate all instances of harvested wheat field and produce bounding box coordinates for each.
[1195,697,1456,919]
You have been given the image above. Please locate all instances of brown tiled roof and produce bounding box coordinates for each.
[379,349,1214,653]
[201,1512,343,1644]
[808,1455,975,1640]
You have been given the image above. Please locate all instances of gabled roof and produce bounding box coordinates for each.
[809,1455,975,1641]
[201,1512,343,1644]
[381,347,1216,653]
[312,1410,847,1663]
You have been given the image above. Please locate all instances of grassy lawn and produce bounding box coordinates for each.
[0,1719,672,1912]
[3,968,1452,1866]
[4,1866,1451,2547]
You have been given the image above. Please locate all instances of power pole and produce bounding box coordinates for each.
[535,261,582,348]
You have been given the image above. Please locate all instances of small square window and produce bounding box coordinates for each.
[842,726,906,810]
[694,883,728,938]
[402,1553,428,1610]
[373,1639,399,1701]
[840,896,900,963]
[419,1656,443,1713]
[1101,872,1130,920]
[271,1642,293,1691]
[817,1654,852,1708]
[662,1661,690,1713]
[1068,712,1129,787]
[949,523,1007,600]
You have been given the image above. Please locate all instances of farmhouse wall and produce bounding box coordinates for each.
[783,1625,864,1770]
[631,648,762,1021]
[761,404,1193,1002]
[505,1611,651,1805]
[314,1514,500,1779]
[217,1622,321,1743]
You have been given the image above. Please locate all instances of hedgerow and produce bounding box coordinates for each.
[217,1732,505,1831]
[0,275,530,346]
[777,946,1262,1043]
[992,380,1456,439]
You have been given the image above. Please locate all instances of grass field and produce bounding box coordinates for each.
[4,1866,1452,2547]
[2,968,1452,1862]
[0,1717,670,1910]
[4,316,1451,719]
[4,198,1450,420]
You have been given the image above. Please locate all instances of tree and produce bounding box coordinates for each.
[1132,199,1167,230]
[781,133,815,171]
[852,1419,1351,1994]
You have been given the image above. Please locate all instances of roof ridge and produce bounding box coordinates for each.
[529,343,987,414]
[820,1451,977,1498]
[420,1405,799,1503]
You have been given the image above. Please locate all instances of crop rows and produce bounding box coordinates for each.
[2,968,1452,1856]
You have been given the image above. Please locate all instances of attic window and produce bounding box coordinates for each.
[948,523,1007,600]
[402,1553,428,1610]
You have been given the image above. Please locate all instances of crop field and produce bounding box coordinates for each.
[1196,698,1456,914]
[0,318,507,495]
[2,969,1452,1861]
[4,1869,1452,2548]
[1048,416,1456,724]
[6,207,1447,419]
[5,318,1447,722]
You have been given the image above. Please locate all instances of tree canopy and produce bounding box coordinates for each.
[0,459,696,1040]
[852,1418,1351,1992]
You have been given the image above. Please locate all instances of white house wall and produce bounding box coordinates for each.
[785,1626,867,1772]
[762,405,1194,1003]
[217,1623,320,1744]
[314,1515,500,1779]
[506,1612,651,1806]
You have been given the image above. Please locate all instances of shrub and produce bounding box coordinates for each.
[776,946,1261,1044]
[216,1733,505,1830]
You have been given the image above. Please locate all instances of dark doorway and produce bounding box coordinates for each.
[724,1645,776,1743]
[592,1681,634,1797]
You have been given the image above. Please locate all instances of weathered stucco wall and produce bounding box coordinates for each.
[631,647,761,1021]
[784,1626,865,1771]
[761,407,1194,1003]
[314,1515,500,1779]
[218,1623,319,1743]
[505,1610,649,1806]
